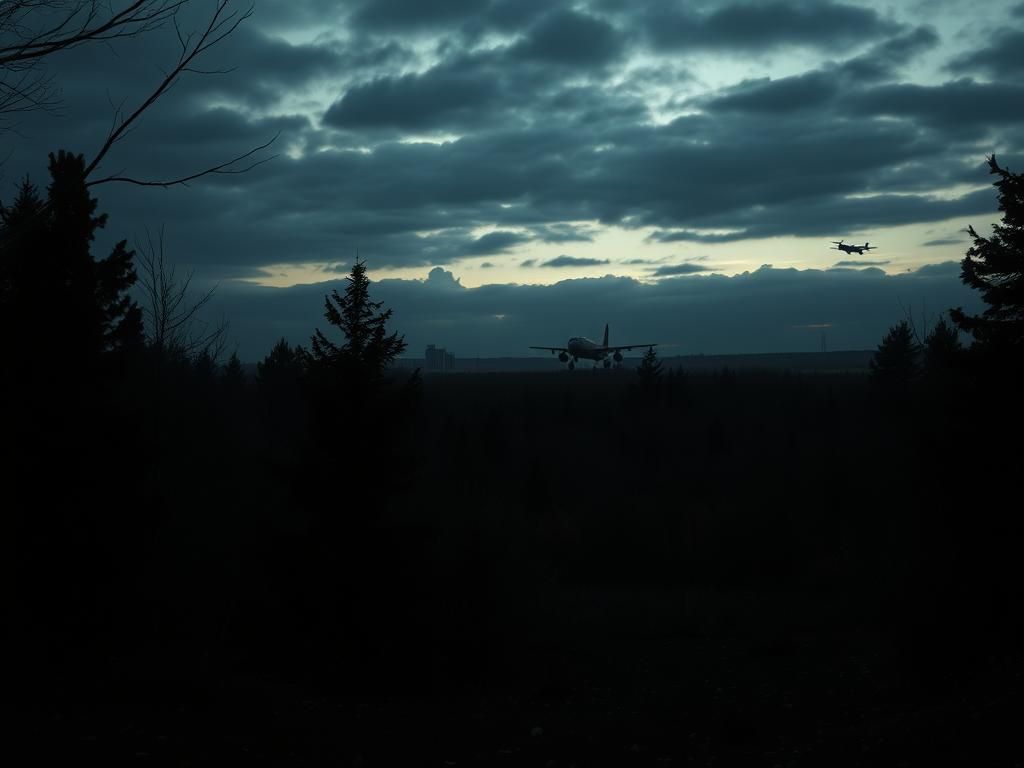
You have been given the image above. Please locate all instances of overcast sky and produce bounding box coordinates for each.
[3,0,1022,358]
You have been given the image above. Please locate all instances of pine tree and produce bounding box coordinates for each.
[870,320,920,389]
[923,315,963,376]
[222,350,245,388]
[257,337,304,389]
[950,155,1024,361]
[309,258,406,385]
[0,151,143,374]
[637,345,663,399]
[638,346,662,381]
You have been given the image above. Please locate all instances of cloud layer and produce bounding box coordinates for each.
[1,0,1018,354]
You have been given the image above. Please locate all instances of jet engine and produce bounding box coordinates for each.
[613,351,623,362]
[558,351,569,363]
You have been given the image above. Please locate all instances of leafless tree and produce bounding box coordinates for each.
[136,225,228,363]
[1,0,276,187]
[1,1,186,125]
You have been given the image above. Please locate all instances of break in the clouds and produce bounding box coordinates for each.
[2,0,1020,355]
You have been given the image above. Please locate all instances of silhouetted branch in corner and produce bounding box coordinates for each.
[81,0,277,189]
[0,1,188,125]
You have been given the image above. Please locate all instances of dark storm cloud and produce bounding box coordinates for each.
[9,0,1014,287]
[834,259,890,267]
[639,1,895,51]
[949,30,1024,78]
[540,256,611,268]
[651,263,711,276]
[324,63,497,130]
[213,263,984,361]
[350,0,490,30]
[836,25,941,82]
[462,231,531,255]
[646,187,996,242]
[843,79,1024,134]
[322,37,648,135]
[508,9,624,67]
[703,72,837,112]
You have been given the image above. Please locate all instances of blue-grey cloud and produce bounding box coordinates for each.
[213,262,985,361]
[540,255,611,268]
[324,64,496,130]
[833,259,890,267]
[923,238,966,247]
[703,72,837,113]
[530,223,595,243]
[843,79,1024,136]
[651,263,711,276]
[640,1,896,51]
[509,9,624,67]
[837,25,940,82]
[351,0,490,31]
[949,29,1024,78]
[462,230,531,255]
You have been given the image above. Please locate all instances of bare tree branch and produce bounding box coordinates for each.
[2,1,275,194]
[82,1,254,178]
[0,1,188,118]
[86,132,278,188]
[135,224,229,362]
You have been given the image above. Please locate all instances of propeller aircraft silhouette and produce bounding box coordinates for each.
[831,240,877,255]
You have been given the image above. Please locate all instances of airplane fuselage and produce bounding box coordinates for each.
[567,337,608,361]
[836,242,873,255]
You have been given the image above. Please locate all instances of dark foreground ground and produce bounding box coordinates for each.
[10,366,1023,766]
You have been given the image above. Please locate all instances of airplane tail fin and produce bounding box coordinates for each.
[602,323,609,348]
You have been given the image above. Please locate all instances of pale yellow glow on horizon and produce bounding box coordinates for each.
[240,210,989,291]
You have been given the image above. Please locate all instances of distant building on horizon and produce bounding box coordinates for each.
[425,344,455,373]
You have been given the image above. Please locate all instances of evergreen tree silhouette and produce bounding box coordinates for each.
[309,258,406,386]
[0,151,143,375]
[303,258,411,520]
[257,337,305,388]
[923,314,963,376]
[950,155,1024,361]
[870,320,920,390]
[637,346,663,393]
[223,350,245,388]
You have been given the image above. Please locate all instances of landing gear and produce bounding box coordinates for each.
[603,359,612,369]
[567,361,575,370]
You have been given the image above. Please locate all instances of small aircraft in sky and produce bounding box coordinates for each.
[831,240,877,255]
[530,324,658,369]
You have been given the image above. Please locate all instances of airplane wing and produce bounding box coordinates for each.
[600,343,658,352]
[529,346,569,353]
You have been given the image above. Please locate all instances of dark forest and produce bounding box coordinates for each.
[3,152,1023,765]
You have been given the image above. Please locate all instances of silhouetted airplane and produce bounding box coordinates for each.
[530,324,657,369]
[831,240,877,255]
